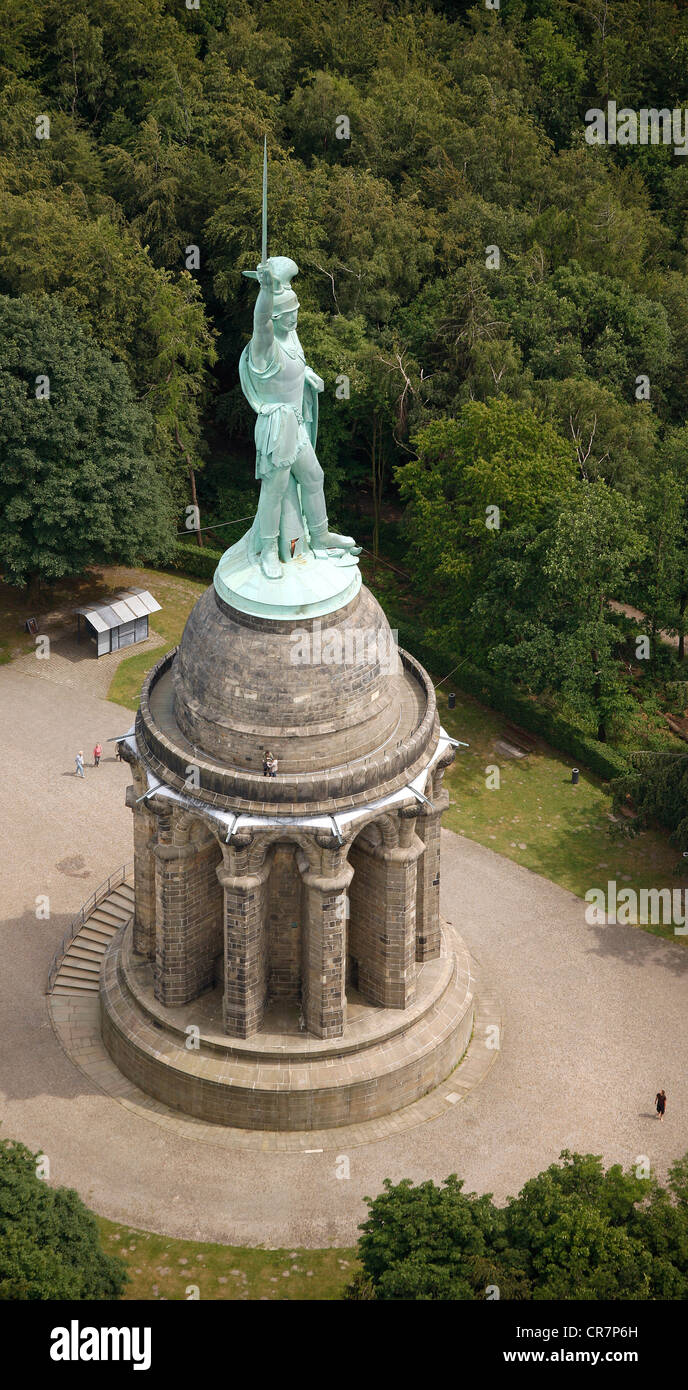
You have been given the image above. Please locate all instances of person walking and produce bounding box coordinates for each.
[93,742,102,767]
[75,751,85,778]
[656,1088,667,1122]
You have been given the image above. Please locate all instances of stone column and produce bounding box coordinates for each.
[219,837,270,1038]
[349,812,422,1009]
[300,848,352,1040]
[416,747,455,960]
[153,839,201,1007]
[124,762,158,961]
[152,808,223,1007]
[131,798,157,960]
[415,798,446,962]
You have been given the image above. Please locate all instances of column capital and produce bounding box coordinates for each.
[216,861,271,892]
[437,745,456,772]
[419,787,449,817]
[367,837,425,866]
[300,862,354,895]
[153,840,197,863]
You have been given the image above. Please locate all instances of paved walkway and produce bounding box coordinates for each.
[1,663,687,1247]
[12,629,165,699]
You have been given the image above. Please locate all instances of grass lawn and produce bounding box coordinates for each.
[0,570,109,665]
[97,1217,356,1301]
[106,569,206,709]
[436,686,688,944]
[0,565,205,681]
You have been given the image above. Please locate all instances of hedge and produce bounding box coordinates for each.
[166,541,225,583]
[393,617,629,783]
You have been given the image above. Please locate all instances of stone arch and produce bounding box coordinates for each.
[223,829,353,1039]
[122,782,445,1042]
[216,826,352,1041]
[356,821,382,851]
[378,812,400,848]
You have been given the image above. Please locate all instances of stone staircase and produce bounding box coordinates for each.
[50,879,134,997]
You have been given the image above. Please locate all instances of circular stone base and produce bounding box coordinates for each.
[100,922,474,1131]
[214,530,362,620]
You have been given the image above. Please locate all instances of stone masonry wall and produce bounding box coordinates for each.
[132,802,157,959]
[348,836,420,1008]
[154,839,222,1007]
[415,808,442,961]
[266,845,302,1003]
[221,862,270,1037]
[348,841,378,998]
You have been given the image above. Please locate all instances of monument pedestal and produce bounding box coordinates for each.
[102,524,468,1130]
[214,530,361,620]
[100,918,473,1130]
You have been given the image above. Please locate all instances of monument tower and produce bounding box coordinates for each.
[102,149,473,1129]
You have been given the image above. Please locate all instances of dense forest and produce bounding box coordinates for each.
[4,0,688,814]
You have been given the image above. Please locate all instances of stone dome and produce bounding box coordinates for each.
[174,582,404,770]
[134,579,441,813]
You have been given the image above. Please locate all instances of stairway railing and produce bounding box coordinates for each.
[46,861,134,993]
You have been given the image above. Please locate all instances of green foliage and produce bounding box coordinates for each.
[0,189,217,489]
[394,613,628,782]
[350,1151,688,1300]
[0,294,175,586]
[522,483,645,739]
[2,0,686,528]
[400,398,647,744]
[169,541,224,584]
[522,18,587,150]
[613,750,688,848]
[0,1136,128,1300]
[399,398,576,609]
[1,0,688,787]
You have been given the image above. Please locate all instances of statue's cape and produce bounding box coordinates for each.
[239,335,321,452]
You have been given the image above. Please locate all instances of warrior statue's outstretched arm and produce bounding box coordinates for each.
[252,263,274,370]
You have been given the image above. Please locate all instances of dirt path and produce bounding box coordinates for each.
[609,600,683,651]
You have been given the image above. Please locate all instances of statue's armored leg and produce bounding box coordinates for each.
[256,468,291,579]
[293,445,360,554]
[279,473,307,561]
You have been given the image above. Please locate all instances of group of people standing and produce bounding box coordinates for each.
[263,750,278,777]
